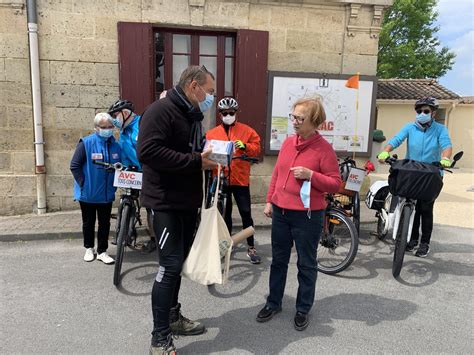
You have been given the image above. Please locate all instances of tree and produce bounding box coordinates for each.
[377,0,455,79]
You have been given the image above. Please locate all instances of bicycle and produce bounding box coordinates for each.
[317,192,359,274]
[93,161,143,286]
[336,157,375,235]
[380,152,463,278]
[205,154,259,217]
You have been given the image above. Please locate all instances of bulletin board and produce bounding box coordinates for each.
[266,71,377,156]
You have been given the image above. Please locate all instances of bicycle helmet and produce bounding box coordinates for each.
[414,97,439,110]
[217,97,239,111]
[108,99,135,115]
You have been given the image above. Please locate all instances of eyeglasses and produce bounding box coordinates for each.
[220,111,236,116]
[289,114,305,124]
[416,109,432,115]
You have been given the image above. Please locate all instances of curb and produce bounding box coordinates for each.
[0,221,378,242]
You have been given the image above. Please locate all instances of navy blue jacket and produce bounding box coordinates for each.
[70,133,121,203]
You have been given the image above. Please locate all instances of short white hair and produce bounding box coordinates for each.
[94,112,113,127]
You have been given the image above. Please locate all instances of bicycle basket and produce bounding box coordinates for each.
[388,159,443,201]
[337,181,357,197]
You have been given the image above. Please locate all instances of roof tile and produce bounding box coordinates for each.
[377,79,460,100]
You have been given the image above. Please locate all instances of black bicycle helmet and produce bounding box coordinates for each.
[217,97,239,111]
[414,97,439,110]
[108,99,135,115]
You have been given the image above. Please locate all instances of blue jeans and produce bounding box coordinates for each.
[266,205,324,314]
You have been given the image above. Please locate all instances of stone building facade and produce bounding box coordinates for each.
[0,0,392,215]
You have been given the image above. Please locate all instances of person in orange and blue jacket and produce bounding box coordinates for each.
[206,97,262,264]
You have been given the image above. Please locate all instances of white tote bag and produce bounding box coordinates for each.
[182,166,233,285]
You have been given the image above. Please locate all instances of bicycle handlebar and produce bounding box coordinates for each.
[232,154,259,164]
[93,161,125,171]
[384,151,463,173]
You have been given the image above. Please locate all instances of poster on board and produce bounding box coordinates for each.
[266,72,377,156]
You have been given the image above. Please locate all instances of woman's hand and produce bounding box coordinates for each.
[263,203,273,218]
[290,166,313,180]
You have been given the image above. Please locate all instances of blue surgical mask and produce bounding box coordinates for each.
[416,112,432,124]
[112,118,123,129]
[98,128,114,139]
[199,93,214,113]
[300,180,311,209]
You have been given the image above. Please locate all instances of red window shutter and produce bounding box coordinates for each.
[118,22,154,114]
[235,29,269,156]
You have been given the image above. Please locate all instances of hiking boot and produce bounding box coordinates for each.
[406,239,418,252]
[83,248,95,262]
[141,238,157,254]
[169,303,205,336]
[97,252,115,264]
[150,330,176,355]
[415,243,430,257]
[294,311,309,331]
[247,247,261,264]
[256,305,281,323]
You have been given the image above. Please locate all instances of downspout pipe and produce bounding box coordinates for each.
[27,0,47,214]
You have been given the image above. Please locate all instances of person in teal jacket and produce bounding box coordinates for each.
[377,97,453,257]
[70,112,121,264]
[108,99,156,253]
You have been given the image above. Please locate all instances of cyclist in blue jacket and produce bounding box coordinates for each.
[70,112,121,264]
[108,99,157,253]
[377,97,453,257]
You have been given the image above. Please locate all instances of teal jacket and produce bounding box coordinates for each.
[387,121,452,164]
[120,115,141,170]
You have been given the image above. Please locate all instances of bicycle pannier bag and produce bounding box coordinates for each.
[388,159,443,201]
[182,166,233,285]
[365,180,389,210]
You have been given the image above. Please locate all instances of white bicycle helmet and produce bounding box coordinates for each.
[217,97,239,111]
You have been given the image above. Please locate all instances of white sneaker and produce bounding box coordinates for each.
[97,252,115,264]
[83,248,95,262]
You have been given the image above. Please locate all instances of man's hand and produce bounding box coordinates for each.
[377,151,390,163]
[263,202,273,218]
[290,166,312,180]
[440,158,451,168]
[201,149,218,170]
[234,140,246,150]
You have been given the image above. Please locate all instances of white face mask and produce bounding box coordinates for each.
[222,114,236,125]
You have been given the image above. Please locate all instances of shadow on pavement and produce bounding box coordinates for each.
[178,293,417,354]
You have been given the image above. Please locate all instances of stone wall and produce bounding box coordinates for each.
[0,0,389,215]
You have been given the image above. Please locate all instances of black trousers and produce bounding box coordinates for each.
[79,201,113,254]
[410,199,435,245]
[151,209,198,335]
[224,185,254,247]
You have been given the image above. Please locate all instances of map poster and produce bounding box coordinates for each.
[266,72,377,156]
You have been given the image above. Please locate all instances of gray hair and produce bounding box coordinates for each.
[178,65,215,88]
[94,112,113,127]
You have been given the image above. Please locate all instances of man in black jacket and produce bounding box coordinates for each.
[137,65,217,355]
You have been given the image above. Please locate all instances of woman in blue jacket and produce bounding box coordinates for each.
[377,97,453,257]
[70,113,121,264]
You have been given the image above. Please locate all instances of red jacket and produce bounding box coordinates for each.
[267,132,341,211]
[206,122,261,186]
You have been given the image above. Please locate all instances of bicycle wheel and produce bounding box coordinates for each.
[392,204,411,278]
[317,210,359,275]
[352,192,360,235]
[114,204,131,286]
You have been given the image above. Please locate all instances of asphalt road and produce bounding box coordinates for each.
[1,224,473,354]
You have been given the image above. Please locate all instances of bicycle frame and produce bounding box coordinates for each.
[115,188,141,246]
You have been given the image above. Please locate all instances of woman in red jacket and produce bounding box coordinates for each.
[256,97,341,331]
